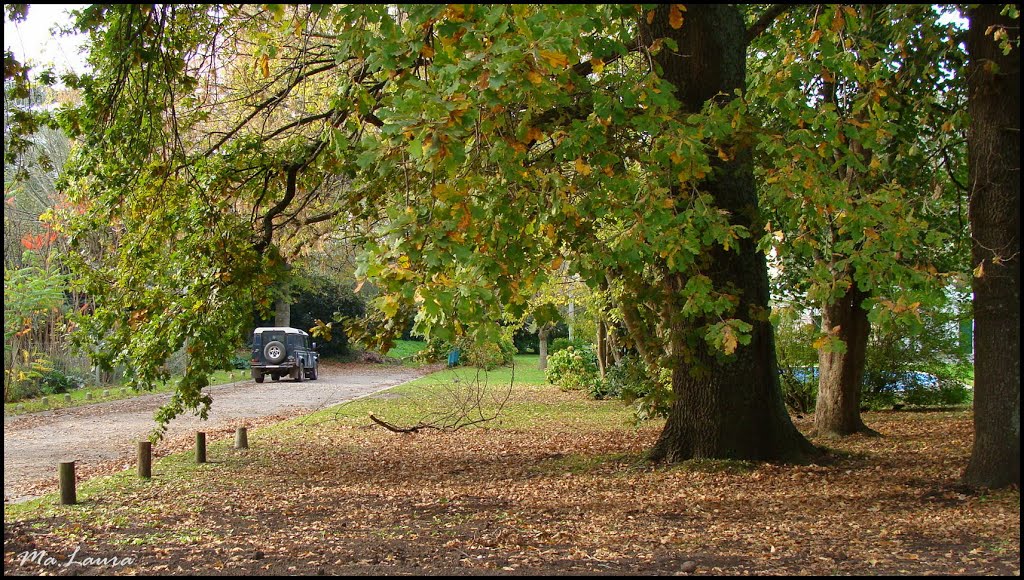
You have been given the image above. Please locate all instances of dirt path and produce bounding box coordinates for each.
[3,362,432,504]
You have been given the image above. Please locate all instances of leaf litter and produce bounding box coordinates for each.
[3,391,1019,576]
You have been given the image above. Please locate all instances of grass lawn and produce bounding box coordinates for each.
[4,355,1018,576]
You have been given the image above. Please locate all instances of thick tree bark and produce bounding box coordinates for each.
[644,4,816,462]
[963,5,1020,489]
[815,283,875,437]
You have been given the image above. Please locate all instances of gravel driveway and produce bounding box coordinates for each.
[3,361,432,504]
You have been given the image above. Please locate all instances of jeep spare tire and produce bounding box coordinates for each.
[264,340,286,364]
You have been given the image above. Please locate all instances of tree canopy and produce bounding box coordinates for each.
[6,3,1014,478]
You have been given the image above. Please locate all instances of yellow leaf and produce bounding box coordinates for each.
[540,49,569,69]
[869,156,881,170]
[421,44,435,58]
[591,58,605,73]
[722,326,738,355]
[260,53,270,78]
[550,256,564,271]
[717,147,730,161]
[575,158,592,176]
[669,4,684,29]
[526,126,543,142]
[646,9,655,24]
[973,261,985,278]
[544,223,557,242]
[809,29,822,44]
[526,70,543,85]
[445,4,465,21]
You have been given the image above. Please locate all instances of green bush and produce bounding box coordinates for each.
[462,333,517,370]
[901,383,972,407]
[601,355,645,400]
[861,307,972,410]
[546,346,599,392]
[549,337,593,356]
[513,321,568,354]
[607,355,673,421]
[286,271,365,357]
[778,368,817,415]
[417,333,516,370]
[38,368,81,395]
[771,308,820,414]
[228,353,251,370]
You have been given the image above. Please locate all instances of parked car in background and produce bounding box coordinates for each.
[250,327,318,383]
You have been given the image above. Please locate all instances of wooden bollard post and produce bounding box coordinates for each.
[235,426,249,450]
[138,441,152,479]
[59,461,77,505]
[64,393,72,403]
[195,432,207,463]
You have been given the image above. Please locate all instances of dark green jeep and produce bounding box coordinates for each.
[250,327,319,383]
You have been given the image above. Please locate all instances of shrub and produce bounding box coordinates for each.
[288,272,365,357]
[549,337,593,356]
[228,353,251,370]
[417,333,516,370]
[512,321,568,354]
[546,346,599,392]
[771,307,820,414]
[462,333,517,370]
[38,368,81,395]
[606,355,673,421]
[778,368,818,415]
[861,307,972,410]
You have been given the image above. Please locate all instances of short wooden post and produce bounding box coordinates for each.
[59,461,77,505]
[64,393,72,403]
[234,426,249,450]
[195,432,207,463]
[138,441,152,479]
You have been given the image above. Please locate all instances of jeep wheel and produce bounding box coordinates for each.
[295,361,305,383]
[309,364,318,380]
[263,340,286,364]
[253,371,264,383]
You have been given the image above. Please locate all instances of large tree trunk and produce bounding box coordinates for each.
[963,5,1020,489]
[644,4,816,462]
[815,283,875,437]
